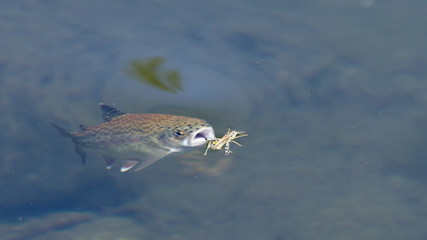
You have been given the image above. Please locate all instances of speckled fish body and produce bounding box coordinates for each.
[52,104,215,172]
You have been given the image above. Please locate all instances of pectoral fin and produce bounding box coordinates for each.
[119,149,180,172]
[132,150,175,171]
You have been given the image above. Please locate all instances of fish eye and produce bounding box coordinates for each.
[173,128,187,139]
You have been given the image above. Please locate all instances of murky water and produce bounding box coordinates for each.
[1,0,427,239]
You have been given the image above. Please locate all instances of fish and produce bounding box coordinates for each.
[52,103,216,172]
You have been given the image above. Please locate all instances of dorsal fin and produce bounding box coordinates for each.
[99,103,127,122]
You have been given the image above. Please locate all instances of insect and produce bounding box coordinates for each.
[204,128,248,155]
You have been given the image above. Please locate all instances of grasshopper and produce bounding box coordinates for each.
[204,128,248,155]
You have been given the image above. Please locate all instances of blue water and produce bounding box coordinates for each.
[1,0,427,239]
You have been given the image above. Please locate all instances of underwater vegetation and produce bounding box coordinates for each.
[125,57,182,93]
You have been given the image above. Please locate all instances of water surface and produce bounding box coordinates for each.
[1,0,427,239]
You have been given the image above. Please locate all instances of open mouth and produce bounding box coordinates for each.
[195,129,214,141]
[186,127,215,146]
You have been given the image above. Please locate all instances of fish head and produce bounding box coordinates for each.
[160,116,216,149]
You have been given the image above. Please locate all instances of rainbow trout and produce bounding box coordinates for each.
[52,103,215,172]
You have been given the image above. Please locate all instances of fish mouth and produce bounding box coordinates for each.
[183,127,215,147]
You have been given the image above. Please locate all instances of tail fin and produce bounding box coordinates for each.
[51,122,72,137]
[51,122,87,165]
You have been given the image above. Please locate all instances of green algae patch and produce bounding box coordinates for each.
[125,57,182,94]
